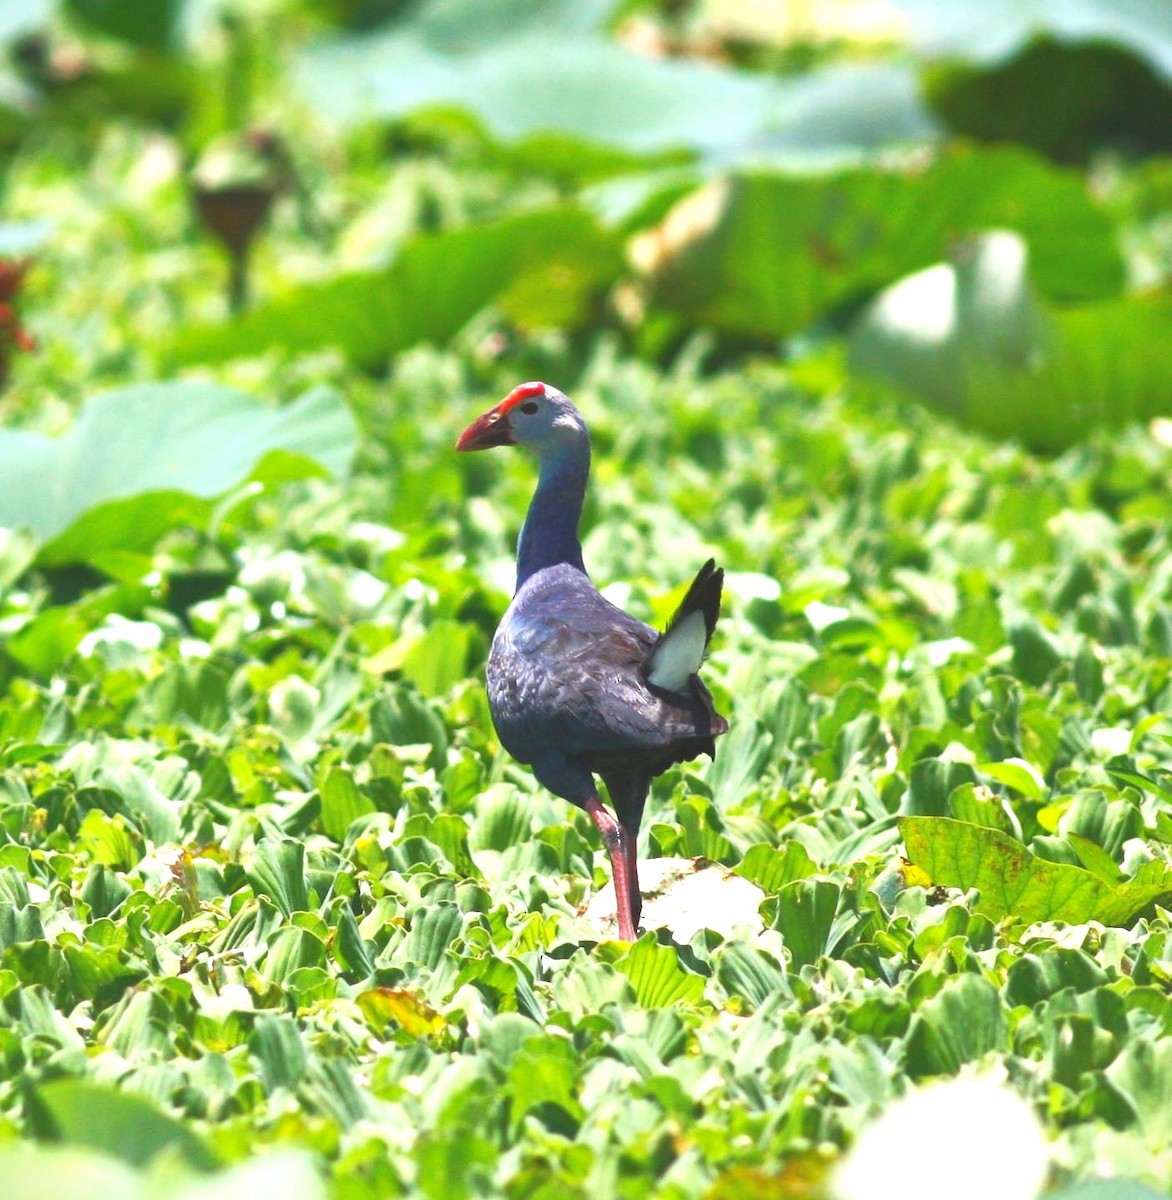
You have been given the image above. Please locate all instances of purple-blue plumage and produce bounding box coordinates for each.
[457,382,727,940]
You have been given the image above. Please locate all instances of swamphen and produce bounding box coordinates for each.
[457,381,728,940]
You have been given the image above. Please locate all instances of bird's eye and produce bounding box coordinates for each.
[519,401,539,415]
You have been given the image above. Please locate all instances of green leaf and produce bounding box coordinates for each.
[977,758,1046,801]
[469,789,531,854]
[249,1014,309,1091]
[102,990,174,1057]
[947,782,1018,836]
[370,685,449,773]
[1104,1036,1172,1143]
[638,147,1122,344]
[245,840,309,917]
[5,608,90,677]
[61,941,142,1002]
[715,941,790,1010]
[1062,790,1144,859]
[851,235,1172,451]
[1066,834,1125,883]
[414,1128,497,1200]
[319,767,376,842]
[0,384,356,565]
[610,936,706,1008]
[905,974,1007,1077]
[427,812,478,877]
[734,842,817,892]
[170,208,623,371]
[674,795,735,861]
[295,0,940,170]
[396,903,463,971]
[27,1080,219,1171]
[1004,950,1108,1008]
[1105,766,1172,804]
[261,927,328,985]
[506,1033,584,1130]
[140,660,232,731]
[80,863,130,917]
[295,4,772,157]
[398,620,474,699]
[77,810,138,870]
[706,718,772,807]
[906,757,979,817]
[901,816,1172,926]
[91,761,183,843]
[0,903,41,950]
[907,1,1172,162]
[772,879,841,969]
[333,904,375,978]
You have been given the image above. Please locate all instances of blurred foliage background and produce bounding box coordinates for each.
[2,3,1172,1200]
[1,0,1172,453]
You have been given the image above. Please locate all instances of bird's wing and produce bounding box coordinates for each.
[489,572,707,758]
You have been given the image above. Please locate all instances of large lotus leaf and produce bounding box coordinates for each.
[750,63,941,166]
[295,16,778,158]
[900,816,1172,926]
[924,39,1172,163]
[492,65,939,177]
[985,294,1172,449]
[632,146,1122,344]
[293,0,938,165]
[0,383,356,566]
[850,228,1051,415]
[897,0,1172,160]
[170,207,623,370]
[849,230,1172,451]
[897,0,1172,75]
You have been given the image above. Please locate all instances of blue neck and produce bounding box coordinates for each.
[515,444,590,589]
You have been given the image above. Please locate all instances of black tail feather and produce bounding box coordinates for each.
[665,558,723,645]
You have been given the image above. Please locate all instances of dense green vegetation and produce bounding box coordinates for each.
[1,1,1172,1197]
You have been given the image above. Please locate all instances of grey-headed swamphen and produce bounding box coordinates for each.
[457,381,728,940]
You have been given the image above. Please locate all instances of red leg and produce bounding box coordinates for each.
[624,834,641,932]
[584,796,639,941]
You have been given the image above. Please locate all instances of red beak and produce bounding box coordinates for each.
[456,405,514,451]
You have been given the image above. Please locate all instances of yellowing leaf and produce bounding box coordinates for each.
[901,816,1172,927]
[358,986,446,1037]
